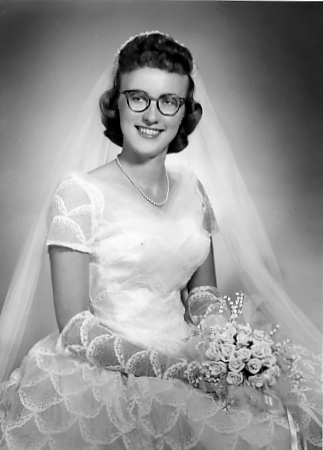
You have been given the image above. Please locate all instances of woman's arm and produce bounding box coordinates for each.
[188,178,218,292]
[184,238,225,325]
[187,239,217,292]
[49,246,90,332]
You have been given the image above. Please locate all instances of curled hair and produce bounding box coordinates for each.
[100,32,202,153]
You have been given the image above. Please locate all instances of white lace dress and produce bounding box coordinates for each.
[0,165,321,450]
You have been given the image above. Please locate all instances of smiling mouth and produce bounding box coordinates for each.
[136,126,163,138]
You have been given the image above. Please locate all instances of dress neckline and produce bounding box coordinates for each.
[65,162,198,222]
[84,160,187,196]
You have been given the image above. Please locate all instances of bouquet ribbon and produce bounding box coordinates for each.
[285,407,301,450]
[262,389,301,450]
[231,384,301,450]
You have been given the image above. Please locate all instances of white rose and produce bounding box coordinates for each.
[224,322,237,333]
[220,323,237,341]
[235,347,252,362]
[220,343,235,362]
[227,371,244,386]
[252,329,267,341]
[207,361,227,377]
[263,355,277,367]
[246,358,263,374]
[228,357,245,372]
[248,374,264,388]
[236,331,250,346]
[251,342,272,359]
[263,334,274,345]
[205,343,221,361]
[237,324,252,336]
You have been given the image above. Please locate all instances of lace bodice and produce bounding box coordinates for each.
[47,162,216,355]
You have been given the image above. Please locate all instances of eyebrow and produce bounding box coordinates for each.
[127,89,183,98]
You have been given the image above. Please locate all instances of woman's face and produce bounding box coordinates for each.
[118,67,188,160]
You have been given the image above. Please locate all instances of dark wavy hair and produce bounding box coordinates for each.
[100,32,202,153]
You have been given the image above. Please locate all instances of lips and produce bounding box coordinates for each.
[136,126,163,138]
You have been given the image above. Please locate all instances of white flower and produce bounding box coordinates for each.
[251,342,272,359]
[237,324,252,336]
[236,331,250,346]
[263,355,277,367]
[252,329,267,340]
[219,323,236,343]
[223,322,237,333]
[235,347,252,362]
[227,371,243,386]
[205,343,221,361]
[207,361,227,377]
[263,335,274,345]
[220,343,235,362]
[248,374,264,388]
[246,358,263,374]
[228,357,245,372]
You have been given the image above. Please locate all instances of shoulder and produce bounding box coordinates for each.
[87,159,121,184]
[86,159,129,198]
[165,157,218,233]
[52,171,104,216]
[166,158,199,187]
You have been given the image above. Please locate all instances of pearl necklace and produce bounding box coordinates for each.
[116,156,170,207]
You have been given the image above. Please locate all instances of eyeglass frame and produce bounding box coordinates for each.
[119,90,186,117]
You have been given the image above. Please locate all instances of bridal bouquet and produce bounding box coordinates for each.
[185,294,300,401]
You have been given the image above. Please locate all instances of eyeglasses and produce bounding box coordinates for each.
[120,90,186,116]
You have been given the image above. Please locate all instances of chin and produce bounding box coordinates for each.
[125,136,171,159]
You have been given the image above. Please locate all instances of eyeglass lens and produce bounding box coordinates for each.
[125,91,183,116]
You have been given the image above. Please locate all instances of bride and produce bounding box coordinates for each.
[0,31,321,450]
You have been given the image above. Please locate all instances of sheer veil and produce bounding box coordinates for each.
[0,66,119,382]
[0,59,321,382]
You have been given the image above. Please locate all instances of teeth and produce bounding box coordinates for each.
[138,127,160,136]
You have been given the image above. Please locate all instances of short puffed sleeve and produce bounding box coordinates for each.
[195,180,219,235]
[46,176,102,253]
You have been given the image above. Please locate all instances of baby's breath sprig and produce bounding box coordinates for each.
[225,292,245,324]
[269,324,280,337]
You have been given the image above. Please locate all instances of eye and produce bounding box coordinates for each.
[129,91,147,104]
[160,95,179,107]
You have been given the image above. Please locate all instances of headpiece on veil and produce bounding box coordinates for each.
[0,31,321,383]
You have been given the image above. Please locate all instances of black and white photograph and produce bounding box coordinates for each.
[0,2,322,449]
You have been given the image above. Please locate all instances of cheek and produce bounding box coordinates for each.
[118,102,135,132]
[118,100,128,121]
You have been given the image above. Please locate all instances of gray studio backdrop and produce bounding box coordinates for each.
[0,2,322,331]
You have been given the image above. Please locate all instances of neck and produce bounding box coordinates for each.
[117,151,167,191]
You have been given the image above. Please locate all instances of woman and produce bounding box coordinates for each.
[0,32,321,450]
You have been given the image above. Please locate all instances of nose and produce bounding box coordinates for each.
[142,100,159,124]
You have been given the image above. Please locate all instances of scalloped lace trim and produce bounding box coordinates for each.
[2,350,319,450]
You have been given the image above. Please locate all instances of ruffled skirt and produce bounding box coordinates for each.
[0,333,321,450]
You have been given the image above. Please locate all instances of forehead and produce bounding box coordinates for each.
[120,67,189,97]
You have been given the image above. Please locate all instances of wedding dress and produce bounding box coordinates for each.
[0,162,321,450]
[0,28,322,446]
